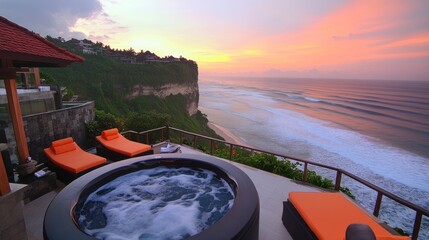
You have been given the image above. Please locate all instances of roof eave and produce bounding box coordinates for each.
[0,51,84,68]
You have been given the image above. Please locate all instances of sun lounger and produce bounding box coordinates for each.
[282,192,410,240]
[44,137,107,182]
[96,128,153,161]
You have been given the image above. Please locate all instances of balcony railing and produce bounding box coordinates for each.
[122,125,428,239]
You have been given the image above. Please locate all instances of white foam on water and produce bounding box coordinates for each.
[250,104,429,192]
[78,167,235,240]
[202,83,429,192]
[199,82,429,237]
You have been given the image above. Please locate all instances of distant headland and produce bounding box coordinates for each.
[46,36,196,66]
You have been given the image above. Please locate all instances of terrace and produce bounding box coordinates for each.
[0,15,427,240]
[24,143,318,240]
[21,126,428,239]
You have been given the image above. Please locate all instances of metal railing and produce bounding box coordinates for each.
[123,125,428,239]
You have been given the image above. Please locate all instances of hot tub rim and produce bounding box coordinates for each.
[44,153,260,240]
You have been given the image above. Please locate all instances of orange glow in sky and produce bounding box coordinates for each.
[2,0,428,80]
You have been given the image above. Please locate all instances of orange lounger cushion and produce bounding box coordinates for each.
[289,192,410,240]
[44,141,106,174]
[96,129,151,157]
[51,137,74,147]
[376,236,412,240]
[101,128,120,140]
[51,141,76,155]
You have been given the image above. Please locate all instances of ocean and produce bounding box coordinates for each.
[198,77,429,238]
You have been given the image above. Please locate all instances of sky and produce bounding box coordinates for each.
[1,0,429,81]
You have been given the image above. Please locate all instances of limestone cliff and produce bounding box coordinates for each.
[126,82,199,116]
[41,52,199,117]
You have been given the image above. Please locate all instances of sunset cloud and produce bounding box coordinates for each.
[0,0,102,39]
[1,0,427,80]
[218,0,429,79]
[70,11,127,43]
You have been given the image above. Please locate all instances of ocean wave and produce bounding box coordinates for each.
[241,101,429,192]
[271,90,429,128]
[305,97,429,129]
[199,79,429,238]
[275,92,322,103]
[341,99,429,117]
[330,95,429,112]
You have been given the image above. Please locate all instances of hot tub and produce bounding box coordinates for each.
[44,153,260,240]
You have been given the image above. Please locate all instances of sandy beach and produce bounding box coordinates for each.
[208,122,252,148]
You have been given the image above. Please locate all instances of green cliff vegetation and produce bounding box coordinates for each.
[196,143,355,199]
[41,54,198,115]
[40,37,217,139]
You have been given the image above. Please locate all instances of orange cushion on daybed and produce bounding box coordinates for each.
[101,128,120,140]
[96,129,151,157]
[51,137,73,147]
[44,138,106,174]
[376,236,412,240]
[289,192,410,240]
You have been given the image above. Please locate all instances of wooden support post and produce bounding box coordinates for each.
[0,154,11,196]
[4,79,29,164]
[1,60,29,165]
[32,68,41,87]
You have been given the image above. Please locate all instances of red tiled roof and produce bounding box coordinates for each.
[0,16,84,67]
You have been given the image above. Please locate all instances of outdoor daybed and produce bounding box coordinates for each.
[96,128,153,161]
[44,137,107,182]
[282,192,410,240]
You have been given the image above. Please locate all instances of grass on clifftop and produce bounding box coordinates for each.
[41,50,215,139]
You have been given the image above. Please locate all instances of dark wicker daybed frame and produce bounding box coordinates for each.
[43,137,108,183]
[282,200,318,240]
[281,192,410,240]
[96,145,154,161]
[46,161,108,184]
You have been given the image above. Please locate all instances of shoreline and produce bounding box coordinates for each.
[207,122,253,148]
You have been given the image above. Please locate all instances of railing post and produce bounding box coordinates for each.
[161,129,164,141]
[193,135,197,148]
[334,171,342,191]
[303,162,308,182]
[123,126,429,236]
[373,192,383,217]
[412,211,422,240]
[165,125,170,141]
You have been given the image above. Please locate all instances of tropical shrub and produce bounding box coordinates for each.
[86,110,124,145]
[125,111,170,132]
[198,142,356,199]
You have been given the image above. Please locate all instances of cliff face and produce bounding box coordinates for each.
[126,82,199,116]
[42,54,200,116]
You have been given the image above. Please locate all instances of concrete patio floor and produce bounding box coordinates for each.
[23,144,322,240]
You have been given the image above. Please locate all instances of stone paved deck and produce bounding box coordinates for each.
[24,144,322,240]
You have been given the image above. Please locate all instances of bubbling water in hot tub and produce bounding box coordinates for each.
[76,166,235,240]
